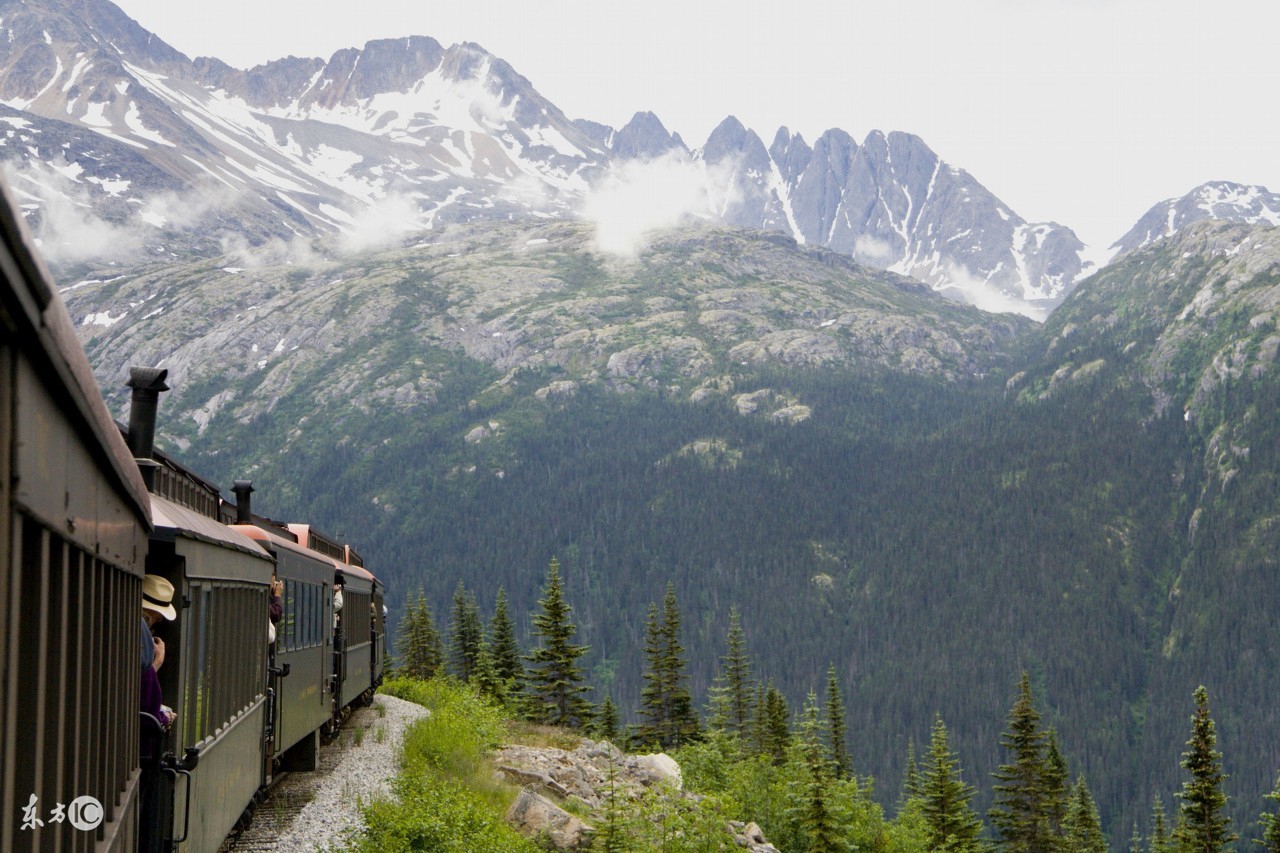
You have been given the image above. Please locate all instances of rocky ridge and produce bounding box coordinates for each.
[496,739,779,852]
[4,0,1095,315]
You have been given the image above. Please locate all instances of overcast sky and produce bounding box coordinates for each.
[109,0,1279,250]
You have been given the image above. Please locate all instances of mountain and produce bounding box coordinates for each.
[2,0,1091,316]
[66,220,1031,430]
[1110,181,1280,256]
[61,211,1280,846]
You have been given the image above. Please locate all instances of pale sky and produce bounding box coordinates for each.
[109,0,1279,250]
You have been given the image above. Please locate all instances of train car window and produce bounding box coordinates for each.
[283,578,297,652]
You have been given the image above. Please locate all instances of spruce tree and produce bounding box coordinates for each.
[448,581,482,681]
[1256,772,1280,851]
[1062,774,1107,852]
[526,557,592,728]
[901,738,922,807]
[989,672,1056,852]
[763,683,791,766]
[636,583,699,749]
[1044,728,1070,837]
[1174,685,1236,851]
[396,589,442,680]
[919,714,984,852]
[793,692,844,853]
[1150,795,1172,853]
[489,586,523,688]
[595,695,620,743]
[824,665,851,780]
[722,607,753,735]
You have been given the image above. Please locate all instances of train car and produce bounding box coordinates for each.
[283,526,384,721]
[0,179,152,851]
[141,488,276,851]
[228,517,335,774]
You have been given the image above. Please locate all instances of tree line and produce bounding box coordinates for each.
[397,559,1280,852]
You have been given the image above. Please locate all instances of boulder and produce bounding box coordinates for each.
[505,788,593,850]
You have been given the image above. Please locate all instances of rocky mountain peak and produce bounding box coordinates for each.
[1111,181,1280,256]
[610,110,686,159]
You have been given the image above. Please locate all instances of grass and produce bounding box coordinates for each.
[341,677,538,852]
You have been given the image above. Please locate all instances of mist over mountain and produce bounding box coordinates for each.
[0,0,1129,317]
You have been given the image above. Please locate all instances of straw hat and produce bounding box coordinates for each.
[142,575,177,621]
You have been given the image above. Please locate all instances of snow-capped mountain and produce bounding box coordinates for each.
[0,0,1107,316]
[1110,181,1280,256]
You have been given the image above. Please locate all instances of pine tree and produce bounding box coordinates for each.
[525,557,592,728]
[1044,728,1070,837]
[396,589,442,680]
[763,683,791,766]
[793,692,844,853]
[1174,685,1236,851]
[595,695,620,743]
[448,581,483,681]
[1260,772,1280,852]
[919,714,985,852]
[489,586,523,688]
[722,607,753,735]
[471,634,506,704]
[1062,774,1107,852]
[824,665,851,780]
[1150,795,1172,853]
[989,672,1056,852]
[901,738,922,808]
[636,583,699,749]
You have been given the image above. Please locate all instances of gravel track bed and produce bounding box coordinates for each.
[219,693,429,852]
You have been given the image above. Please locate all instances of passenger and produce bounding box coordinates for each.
[332,578,344,631]
[141,575,177,734]
[269,576,283,644]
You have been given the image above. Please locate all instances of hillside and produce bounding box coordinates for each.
[62,216,1280,844]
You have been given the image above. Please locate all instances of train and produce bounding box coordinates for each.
[0,175,385,853]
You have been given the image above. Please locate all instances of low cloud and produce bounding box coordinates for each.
[334,192,424,254]
[938,260,1046,321]
[579,152,742,258]
[855,234,896,264]
[4,160,144,265]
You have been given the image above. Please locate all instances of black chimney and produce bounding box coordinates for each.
[125,367,169,490]
[232,480,254,524]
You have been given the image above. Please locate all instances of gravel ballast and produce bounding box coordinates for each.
[220,693,430,852]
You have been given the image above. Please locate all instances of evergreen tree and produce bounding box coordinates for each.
[1260,772,1280,852]
[706,607,753,737]
[900,738,922,808]
[595,695,620,743]
[763,683,791,766]
[448,581,483,681]
[1150,795,1172,853]
[489,586,523,688]
[396,588,442,680]
[636,583,699,749]
[824,665,851,780]
[526,557,592,728]
[1129,821,1143,853]
[722,608,753,735]
[1044,728,1070,837]
[1062,774,1107,852]
[989,672,1056,852]
[919,714,984,852]
[792,692,844,853]
[1174,685,1236,852]
[471,633,506,704]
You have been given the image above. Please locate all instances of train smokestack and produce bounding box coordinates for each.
[233,480,254,524]
[125,367,169,490]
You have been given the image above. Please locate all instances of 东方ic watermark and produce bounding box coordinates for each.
[20,793,103,832]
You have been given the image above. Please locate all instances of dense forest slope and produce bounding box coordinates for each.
[68,218,1280,844]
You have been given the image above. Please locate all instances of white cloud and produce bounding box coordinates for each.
[3,161,145,265]
[334,192,423,254]
[854,234,895,264]
[936,260,1047,322]
[579,152,741,258]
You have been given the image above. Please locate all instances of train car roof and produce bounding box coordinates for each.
[0,178,150,527]
[150,495,272,561]
[232,522,337,565]
[336,562,377,583]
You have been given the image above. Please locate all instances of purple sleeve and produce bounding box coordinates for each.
[269,594,282,624]
[141,665,163,720]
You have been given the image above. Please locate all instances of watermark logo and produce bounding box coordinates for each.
[19,794,102,832]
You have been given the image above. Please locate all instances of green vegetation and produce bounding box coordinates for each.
[345,677,538,852]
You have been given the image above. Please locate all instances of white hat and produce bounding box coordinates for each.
[142,575,177,621]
